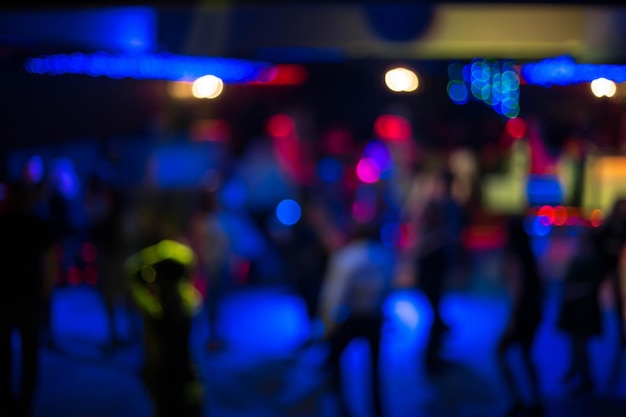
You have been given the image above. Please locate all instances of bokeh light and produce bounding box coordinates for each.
[505,117,527,139]
[447,81,469,104]
[374,114,412,141]
[356,158,382,183]
[384,67,418,92]
[192,74,224,99]
[591,77,617,98]
[267,114,295,138]
[590,209,604,227]
[26,155,44,183]
[276,199,302,226]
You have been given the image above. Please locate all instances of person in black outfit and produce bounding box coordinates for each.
[0,182,57,417]
[414,171,467,374]
[498,215,544,417]
[593,199,626,390]
[556,229,604,395]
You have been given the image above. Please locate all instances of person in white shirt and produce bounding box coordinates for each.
[318,221,396,417]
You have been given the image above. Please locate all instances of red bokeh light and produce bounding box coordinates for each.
[374,115,412,141]
[267,114,295,138]
[505,117,527,139]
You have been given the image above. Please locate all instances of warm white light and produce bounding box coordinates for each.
[591,77,616,98]
[192,75,224,99]
[385,67,419,93]
[166,81,194,99]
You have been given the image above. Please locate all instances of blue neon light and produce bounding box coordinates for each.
[24,52,273,83]
[521,56,626,87]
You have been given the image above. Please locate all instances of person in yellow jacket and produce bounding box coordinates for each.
[124,238,204,417]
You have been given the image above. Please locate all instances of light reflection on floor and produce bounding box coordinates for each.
[13,276,626,417]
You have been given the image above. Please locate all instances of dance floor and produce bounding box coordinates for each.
[15,256,626,417]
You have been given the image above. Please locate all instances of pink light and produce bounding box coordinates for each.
[267,114,295,138]
[356,158,381,183]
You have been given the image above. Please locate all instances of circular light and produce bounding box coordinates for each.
[591,78,616,98]
[505,117,527,139]
[267,114,295,138]
[356,158,381,183]
[447,81,469,104]
[384,67,418,93]
[276,199,302,226]
[192,74,224,99]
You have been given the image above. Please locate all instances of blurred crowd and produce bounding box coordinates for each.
[1,121,626,417]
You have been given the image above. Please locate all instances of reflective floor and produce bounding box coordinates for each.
[18,263,626,417]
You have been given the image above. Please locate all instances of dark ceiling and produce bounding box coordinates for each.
[0,1,624,156]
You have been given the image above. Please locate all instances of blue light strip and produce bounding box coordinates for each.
[521,56,626,87]
[24,51,274,83]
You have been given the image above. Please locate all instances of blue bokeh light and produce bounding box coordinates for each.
[521,55,626,86]
[449,59,520,118]
[447,81,469,104]
[24,51,273,83]
[276,199,302,226]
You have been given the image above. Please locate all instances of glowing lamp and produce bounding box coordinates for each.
[591,78,616,98]
[384,67,418,92]
[192,75,224,99]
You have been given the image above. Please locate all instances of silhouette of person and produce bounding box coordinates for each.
[84,174,130,351]
[188,188,230,352]
[0,182,57,417]
[124,227,204,417]
[318,221,396,417]
[556,229,604,395]
[284,191,343,348]
[498,215,543,417]
[594,198,626,390]
[413,170,467,373]
[594,199,626,339]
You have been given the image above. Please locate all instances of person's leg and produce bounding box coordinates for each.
[365,318,384,417]
[498,336,524,416]
[521,339,543,415]
[569,334,593,395]
[0,316,15,417]
[16,312,40,417]
[326,322,353,417]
